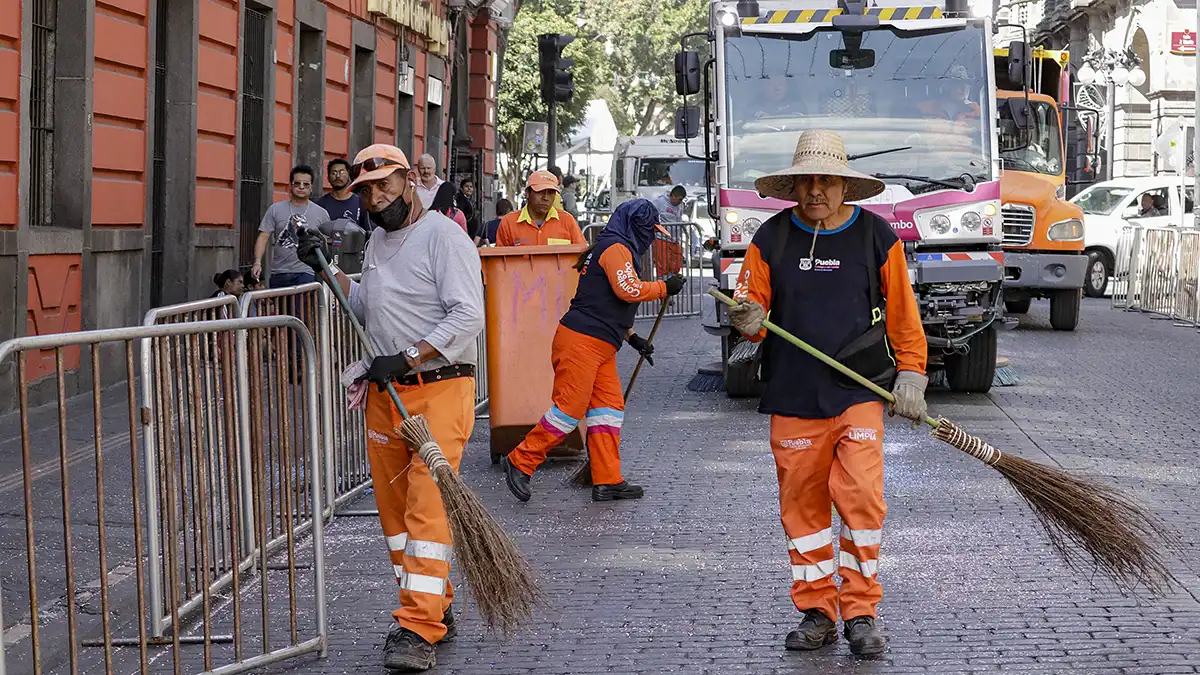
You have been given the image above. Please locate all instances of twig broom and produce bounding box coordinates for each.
[316,249,542,632]
[709,288,1178,595]
[569,297,672,487]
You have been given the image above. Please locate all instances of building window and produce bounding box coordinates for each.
[397,64,415,160]
[352,46,376,156]
[426,76,444,166]
[149,0,169,305]
[296,25,325,173]
[29,0,57,227]
[238,5,270,265]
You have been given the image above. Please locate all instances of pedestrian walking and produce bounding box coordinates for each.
[295,143,484,672]
[494,171,585,247]
[455,177,480,242]
[414,154,445,210]
[501,198,686,502]
[652,185,687,223]
[727,130,928,657]
[316,158,372,236]
[561,175,580,217]
[252,164,331,287]
[430,181,469,233]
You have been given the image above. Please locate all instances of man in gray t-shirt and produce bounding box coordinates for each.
[252,165,331,287]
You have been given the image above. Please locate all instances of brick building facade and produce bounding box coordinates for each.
[0,0,503,406]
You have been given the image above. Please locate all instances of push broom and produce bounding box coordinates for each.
[315,248,541,632]
[568,298,672,487]
[709,288,1179,595]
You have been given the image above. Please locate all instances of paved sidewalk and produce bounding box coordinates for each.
[264,298,1200,674]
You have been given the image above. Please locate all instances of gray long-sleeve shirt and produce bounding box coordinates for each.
[348,211,484,370]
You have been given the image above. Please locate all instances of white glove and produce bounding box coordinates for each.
[728,301,766,337]
[889,370,928,423]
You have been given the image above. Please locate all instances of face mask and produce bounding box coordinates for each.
[370,185,414,231]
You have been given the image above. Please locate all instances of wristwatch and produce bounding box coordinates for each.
[404,346,421,366]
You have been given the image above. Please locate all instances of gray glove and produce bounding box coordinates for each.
[889,370,928,423]
[728,300,766,337]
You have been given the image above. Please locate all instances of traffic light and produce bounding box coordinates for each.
[538,33,575,104]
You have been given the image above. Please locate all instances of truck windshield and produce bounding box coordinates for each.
[723,24,992,193]
[639,158,707,188]
[1070,186,1133,215]
[999,100,1062,176]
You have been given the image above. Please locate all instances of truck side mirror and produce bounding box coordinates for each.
[675,105,701,139]
[1068,153,1102,186]
[1007,41,1030,90]
[675,51,701,96]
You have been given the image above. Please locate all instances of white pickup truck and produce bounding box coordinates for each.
[1073,177,1195,297]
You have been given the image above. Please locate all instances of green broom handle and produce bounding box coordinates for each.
[707,288,937,430]
[624,296,671,399]
[314,248,413,420]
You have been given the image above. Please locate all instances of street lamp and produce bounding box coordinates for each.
[1076,48,1146,180]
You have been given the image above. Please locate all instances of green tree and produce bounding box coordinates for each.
[496,2,602,196]
[585,0,708,136]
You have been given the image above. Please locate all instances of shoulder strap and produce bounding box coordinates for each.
[863,212,884,312]
[769,211,792,274]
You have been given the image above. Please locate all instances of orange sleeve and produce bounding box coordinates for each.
[880,240,927,374]
[733,241,772,343]
[598,245,667,303]
[564,213,586,244]
[495,214,515,247]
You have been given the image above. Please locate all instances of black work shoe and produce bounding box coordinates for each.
[502,455,531,502]
[785,609,838,651]
[844,616,886,656]
[383,626,436,672]
[441,604,457,642]
[591,481,644,501]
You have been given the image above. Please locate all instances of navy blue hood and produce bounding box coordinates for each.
[596,198,660,260]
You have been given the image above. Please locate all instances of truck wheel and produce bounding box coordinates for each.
[944,326,997,393]
[723,335,762,398]
[1084,250,1110,298]
[1004,297,1031,314]
[1049,289,1081,331]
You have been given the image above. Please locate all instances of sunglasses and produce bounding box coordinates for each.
[350,157,407,183]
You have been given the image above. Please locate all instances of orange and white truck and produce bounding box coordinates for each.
[993,44,1097,330]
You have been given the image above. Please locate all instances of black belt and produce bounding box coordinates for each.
[395,363,476,386]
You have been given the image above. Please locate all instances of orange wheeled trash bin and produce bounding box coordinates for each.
[479,244,589,462]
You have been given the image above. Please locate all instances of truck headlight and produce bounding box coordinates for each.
[931,214,952,234]
[724,210,739,224]
[1047,217,1084,241]
[742,218,763,237]
[914,199,1001,243]
[960,211,981,231]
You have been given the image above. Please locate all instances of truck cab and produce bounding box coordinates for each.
[993,45,1095,329]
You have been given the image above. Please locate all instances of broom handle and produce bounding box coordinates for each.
[708,288,937,430]
[314,248,413,420]
[624,297,671,399]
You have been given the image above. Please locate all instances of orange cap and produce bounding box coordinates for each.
[348,144,411,191]
[526,170,560,193]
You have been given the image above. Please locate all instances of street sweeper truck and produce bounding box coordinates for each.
[674,0,1008,396]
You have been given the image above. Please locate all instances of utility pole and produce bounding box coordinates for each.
[1194,18,1199,209]
[538,33,575,175]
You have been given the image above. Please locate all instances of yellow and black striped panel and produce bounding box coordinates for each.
[743,6,944,24]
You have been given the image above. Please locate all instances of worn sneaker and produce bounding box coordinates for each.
[382,626,436,672]
[784,609,838,651]
[843,616,886,656]
[502,455,531,502]
[591,480,645,501]
[441,604,457,643]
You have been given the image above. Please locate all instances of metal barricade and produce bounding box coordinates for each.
[1137,227,1181,317]
[1110,224,1142,309]
[1173,230,1200,326]
[0,317,326,675]
[635,221,704,319]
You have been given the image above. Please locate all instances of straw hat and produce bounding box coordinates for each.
[753,130,885,203]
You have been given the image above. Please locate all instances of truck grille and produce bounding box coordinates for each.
[1002,204,1035,246]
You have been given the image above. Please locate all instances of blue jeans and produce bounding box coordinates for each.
[269,272,317,288]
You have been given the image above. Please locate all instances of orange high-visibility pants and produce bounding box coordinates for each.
[507,325,625,486]
[771,401,886,621]
[364,376,475,644]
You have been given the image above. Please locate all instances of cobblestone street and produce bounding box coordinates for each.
[256,298,1200,674]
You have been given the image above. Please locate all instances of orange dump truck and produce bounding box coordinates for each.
[994,44,1097,330]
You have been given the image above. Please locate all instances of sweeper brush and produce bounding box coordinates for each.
[709,288,1179,596]
[317,249,542,633]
